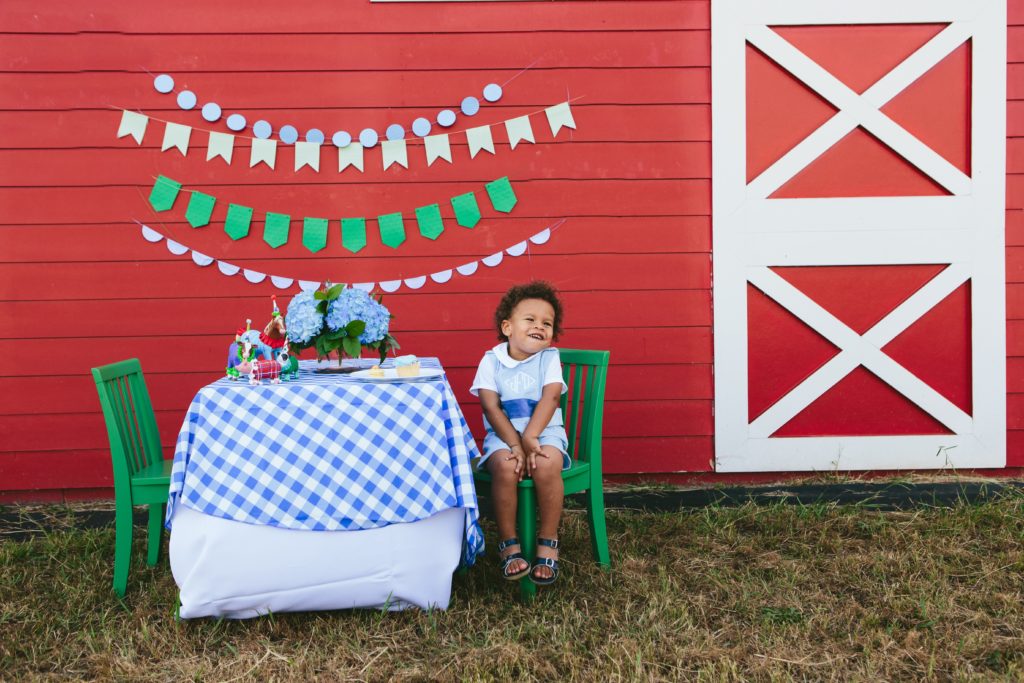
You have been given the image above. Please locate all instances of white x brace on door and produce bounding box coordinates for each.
[711,0,1006,471]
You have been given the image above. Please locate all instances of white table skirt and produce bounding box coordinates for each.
[169,505,465,619]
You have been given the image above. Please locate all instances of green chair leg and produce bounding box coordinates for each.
[147,504,164,567]
[587,484,611,568]
[516,487,537,603]
[113,502,133,598]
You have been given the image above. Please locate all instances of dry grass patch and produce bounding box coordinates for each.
[2,492,1023,681]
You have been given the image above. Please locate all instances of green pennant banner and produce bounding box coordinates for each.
[148,175,181,212]
[264,212,290,248]
[485,176,517,213]
[224,204,253,240]
[342,218,367,253]
[415,204,444,240]
[303,217,328,253]
[185,191,216,227]
[378,212,406,248]
[451,192,481,228]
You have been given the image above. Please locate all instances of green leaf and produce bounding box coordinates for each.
[346,320,366,337]
[325,283,345,301]
[314,290,328,300]
[342,336,361,358]
[325,328,347,341]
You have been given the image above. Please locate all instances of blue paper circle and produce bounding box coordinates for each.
[437,110,456,127]
[385,124,405,141]
[226,114,247,131]
[279,125,298,144]
[253,120,272,139]
[306,128,325,144]
[176,90,197,110]
[154,74,174,94]
[483,83,502,102]
[412,117,432,137]
[201,102,222,122]
[461,97,480,116]
[359,128,379,148]
[332,130,352,148]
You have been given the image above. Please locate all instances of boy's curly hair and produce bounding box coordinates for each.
[494,280,564,341]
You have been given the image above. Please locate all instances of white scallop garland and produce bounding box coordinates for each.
[135,219,563,292]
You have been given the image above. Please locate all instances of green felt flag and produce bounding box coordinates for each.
[451,192,481,228]
[485,176,517,213]
[342,218,366,253]
[185,191,216,227]
[378,212,406,248]
[263,212,290,248]
[224,204,253,240]
[415,203,444,240]
[148,175,181,212]
[303,217,329,253]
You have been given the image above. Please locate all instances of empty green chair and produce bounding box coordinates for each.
[91,359,173,597]
[474,348,610,602]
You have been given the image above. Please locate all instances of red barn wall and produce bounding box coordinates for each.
[0,0,1019,500]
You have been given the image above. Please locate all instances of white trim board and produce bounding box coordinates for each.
[711,0,1007,472]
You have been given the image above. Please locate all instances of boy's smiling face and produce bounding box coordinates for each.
[502,297,556,361]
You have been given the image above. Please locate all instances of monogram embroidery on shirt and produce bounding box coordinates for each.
[504,371,537,394]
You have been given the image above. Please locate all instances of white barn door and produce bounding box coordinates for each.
[711,0,1006,471]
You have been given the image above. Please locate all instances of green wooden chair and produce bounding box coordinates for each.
[473,348,611,602]
[91,359,173,597]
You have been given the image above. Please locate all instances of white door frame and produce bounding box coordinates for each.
[711,0,1006,472]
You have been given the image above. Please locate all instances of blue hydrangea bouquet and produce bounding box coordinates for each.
[284,283,400,367]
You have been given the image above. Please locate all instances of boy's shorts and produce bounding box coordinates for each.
[477,425,571,471]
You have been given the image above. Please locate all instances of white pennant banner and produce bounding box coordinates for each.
[117,110,148,144]
[338,143,364,172]
[207,131,234,164]
[545,101,576,136]
[424,134,452,166]
[504,115,535,150]
[161,122,191,155]
[466,125,495,158]
[250,138,277,169]
[381,139,409,170]
[294,141,321,172]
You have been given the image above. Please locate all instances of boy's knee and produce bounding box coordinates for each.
[487,452,519,482]
[533,448,564,478]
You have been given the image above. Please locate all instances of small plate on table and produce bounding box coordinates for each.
[348,367,444,382]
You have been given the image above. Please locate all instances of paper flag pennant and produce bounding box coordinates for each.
[381,139,408,170]
[117,110,148,144]
[295,141,321,172]
[451,192,481,228]
[424,134,452,166]
[338,143,364,172]
[250,138,277,169]
[207,131,234,164]
[148,175,181,212]
[264,212,290,248]
[415,204,444,240]
[505,116,535,150]
[378,212,406,248]
[161,122,191,155]
[224,203,253,240]
[302,217,328,253]
[342,218,367,253]
[545,102,576,136]
[466,125,495,158]
[485,176,517,213]
[185,191,216,227]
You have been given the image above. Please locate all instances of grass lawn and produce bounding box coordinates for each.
[2,492,1023,681]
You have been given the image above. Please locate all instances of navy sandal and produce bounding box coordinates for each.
[529,538,560,585]
[497,537,530,581]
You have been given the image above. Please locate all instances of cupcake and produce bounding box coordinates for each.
[394,355,420,377]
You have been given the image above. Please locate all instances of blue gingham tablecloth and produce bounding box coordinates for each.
[166,358,484,566]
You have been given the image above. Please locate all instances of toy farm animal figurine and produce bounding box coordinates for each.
[260,295,299,381]
[226,319,260,380]
[238,346,291,385]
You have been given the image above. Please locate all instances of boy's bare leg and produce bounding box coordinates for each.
[487,451,528,574]
[530,445,565,579]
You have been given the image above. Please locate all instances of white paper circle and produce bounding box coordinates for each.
[201,102,222,122]
[379,279,401,293]
[271,275,294,289]
[226,114,247,131]
[353,282,375,292]
[529,228,552,245]
[456,261,479,276]
[191,251,214,266]
[279,125,298,144]
[298,280,320,292]
[506,241,528,257]
[176,90,197,110]
[385,124,405,141]
[482,252,504,267]
[140,225,163,242]
[154,74,174,93]
[306,129,325,144]
[412,117,431,137]
[165,239,188,255]
[483,83,502,102]
[437,110,456,127]
[429,270,453,284]
[253,120,272,139]
[404,276,426,290]
[359,128,379,148]
[461,97,480,116]
[217,261,241,276]
[243,269,266,284]
[332,130,352,148]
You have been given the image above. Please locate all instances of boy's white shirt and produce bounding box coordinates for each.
[469,343,567,397]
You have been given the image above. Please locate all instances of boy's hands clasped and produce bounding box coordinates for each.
[505,435,549,481]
